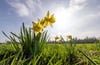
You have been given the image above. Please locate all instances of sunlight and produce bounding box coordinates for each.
[53,7,75,32]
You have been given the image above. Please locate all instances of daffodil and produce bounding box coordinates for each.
[45,11,56,26]
[49,15,56,23]
[32,22,43,36]
[38,18,48,28]
[31,11,56,35]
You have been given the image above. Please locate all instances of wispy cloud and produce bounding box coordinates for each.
[67,0,100,23]
[6,0,42,17]
[68,0,87,14]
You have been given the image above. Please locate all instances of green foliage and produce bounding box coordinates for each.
[95,40,100,50]
[2,23,47,58]
[1,22,48,65]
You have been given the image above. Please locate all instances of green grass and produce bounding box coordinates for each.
[0,43,100,65]
[0,44,16,55]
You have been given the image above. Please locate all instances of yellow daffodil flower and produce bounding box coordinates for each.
[31,11,56,36]
[38,18,48,28]
[49,15,56,23]
[45,11,56,26]
[32,22,43,36]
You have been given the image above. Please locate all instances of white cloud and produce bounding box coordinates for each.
[66,0,100,24]
[14,3,29,16]
[25,0,42,14]
[80,11,100,23]
[69,0,87,13]
[7,0,42,17]
[87,12,100,18]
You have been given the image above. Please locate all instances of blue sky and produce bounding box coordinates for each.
[0,0,100,42]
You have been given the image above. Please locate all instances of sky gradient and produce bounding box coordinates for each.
[0,0,100,42]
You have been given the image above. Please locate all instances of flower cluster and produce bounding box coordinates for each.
[32,11,56,35]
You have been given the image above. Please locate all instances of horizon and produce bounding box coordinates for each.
[0,0,100,42]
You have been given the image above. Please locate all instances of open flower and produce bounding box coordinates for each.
[32,22,43,36]
[38,18,48,28]
[31,11,56,36]
[49,15,56,23]
[44,11,56,26]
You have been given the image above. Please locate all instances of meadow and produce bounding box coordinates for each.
[0,11,100,65]
[0,43,100,65]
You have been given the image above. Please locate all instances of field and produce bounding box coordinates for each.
[0,43,100,65]
[0,11,100,65]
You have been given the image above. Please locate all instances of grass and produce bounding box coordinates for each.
[0,44,16,55]
[0,43,100,65]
